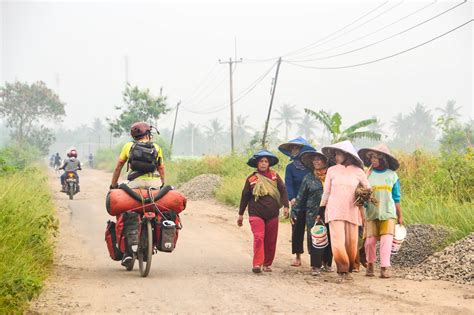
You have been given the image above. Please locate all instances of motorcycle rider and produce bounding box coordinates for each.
[60,149,82,192]
[53,152,62,169]
[88,153,94,168]
[110,122,166,269]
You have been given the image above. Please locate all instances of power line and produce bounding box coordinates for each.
[243,1,391,63]
[287,0,405,59]
[288,0,467,63]
[181,61,277,115]
[291,0,438,61]
[282,1,391,58]
[180,62,224,104]
[283,19,473,70]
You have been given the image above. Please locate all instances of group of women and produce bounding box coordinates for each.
[238,137,403,283]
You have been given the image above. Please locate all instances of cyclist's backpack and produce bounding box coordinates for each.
[105,220,123,261]
[128,141,159,175]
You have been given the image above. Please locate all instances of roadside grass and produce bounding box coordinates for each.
[0,168,57,314]
[95,146,473,241]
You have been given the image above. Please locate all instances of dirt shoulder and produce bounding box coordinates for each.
[28,169,473,314]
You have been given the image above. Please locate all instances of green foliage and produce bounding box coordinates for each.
[0,81,65,154]
[304,108,381,143]
[0,144,40,174]
[0,169,57,313]
[108,84,169,137]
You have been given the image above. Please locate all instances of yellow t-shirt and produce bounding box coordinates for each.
[119,141,164,181]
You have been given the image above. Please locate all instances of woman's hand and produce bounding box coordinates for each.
[397,214,403,225]
[315,215,321,223]
[237,215,244,227]
[290,199,296,207]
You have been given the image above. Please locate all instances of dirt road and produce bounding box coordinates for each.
[28,169,473,314]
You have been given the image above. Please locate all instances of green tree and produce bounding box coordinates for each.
[297,113,318,142]
[436,100,461,128]
[107,84,169,137]
[305,109,381,144]
[275,103,300,140]
[0,81,65,153]
[235,115,253,150]
[205,119,225,154]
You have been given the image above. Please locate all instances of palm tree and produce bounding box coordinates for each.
[305,109,381,144]
[437,100,461,120]
[274,103,300,140]
[297,113,318,141]
[205,119,225,154]
[235,115,252,150]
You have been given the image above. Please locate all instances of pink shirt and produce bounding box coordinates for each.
[322,164,370,225]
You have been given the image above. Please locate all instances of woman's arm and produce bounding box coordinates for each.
[392,178,403,224]
[320,168,332,207]
[292,177,309,223]
[285,164,296,204]
[237,178,251,226]
[277,174,290,217]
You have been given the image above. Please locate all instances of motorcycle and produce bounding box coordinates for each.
[63,170,79,200]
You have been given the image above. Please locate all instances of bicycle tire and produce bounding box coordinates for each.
[138,220,153,277]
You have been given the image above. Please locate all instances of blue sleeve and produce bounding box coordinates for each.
[392,179,401,203]
[285,164,296,200]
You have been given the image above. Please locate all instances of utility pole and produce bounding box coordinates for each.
[170,100,181,156]
[219,57,242,154]
[262,57,282,148]
[124,55,129,86]
[191,125,194,156]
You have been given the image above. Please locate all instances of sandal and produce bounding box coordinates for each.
[322,265,333,273]
[252,266,262,274]
[291,261,302,267]
[311,268,321,276]
[263,266,272,272]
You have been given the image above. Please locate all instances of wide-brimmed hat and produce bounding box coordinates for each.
[300,150,332,170]
[278,136,315,159]
[358,143,400,171]
[247,149,279,168]
[321,140,364,168]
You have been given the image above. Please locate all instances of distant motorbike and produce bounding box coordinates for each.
[63,171,79,200]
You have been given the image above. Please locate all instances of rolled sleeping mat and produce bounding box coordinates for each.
[106,185,187,216]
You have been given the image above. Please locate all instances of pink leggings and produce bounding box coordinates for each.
[365,235,393,268]
[329,220,358,273]
[249,216,279,267]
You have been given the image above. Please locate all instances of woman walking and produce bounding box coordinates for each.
[292,149,333,276]
[278,137,314,267]
[358,144,403,278]
[238,150,290,273]
[319,140,370,283]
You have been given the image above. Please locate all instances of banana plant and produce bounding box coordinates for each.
[304,108,381,144]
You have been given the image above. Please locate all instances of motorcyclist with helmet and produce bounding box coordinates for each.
[109,122,166,269]
[60,149,82,192]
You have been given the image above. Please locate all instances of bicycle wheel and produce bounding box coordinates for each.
[138,220,153,277]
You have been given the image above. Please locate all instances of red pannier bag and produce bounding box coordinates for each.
[106,185,186,216]
[105,220,123,261]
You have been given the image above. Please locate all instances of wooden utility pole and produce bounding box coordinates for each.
[262,57,282,148]
[170,101,181,156]
[219,57,242,153]
[124,55,129,86]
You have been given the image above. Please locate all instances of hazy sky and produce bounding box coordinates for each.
[1,0,473,139]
